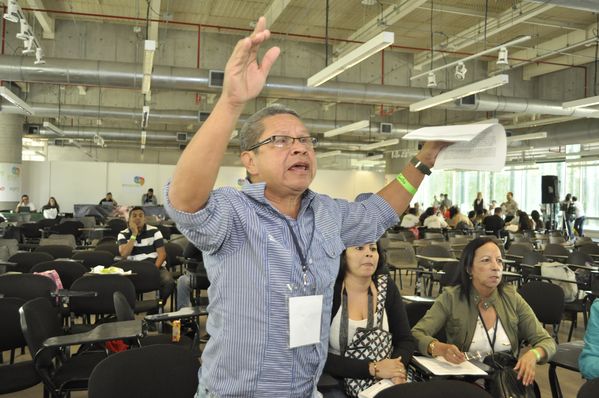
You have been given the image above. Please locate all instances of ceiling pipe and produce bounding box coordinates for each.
[0,55,598,119]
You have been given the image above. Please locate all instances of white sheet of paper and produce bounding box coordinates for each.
[413,356,488,376]
[402,123,506,172]
[288,295,323,348]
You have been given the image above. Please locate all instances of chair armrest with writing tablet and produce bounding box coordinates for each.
[144,306,208,322]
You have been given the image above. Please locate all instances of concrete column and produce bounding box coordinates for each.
[0,113,24,210]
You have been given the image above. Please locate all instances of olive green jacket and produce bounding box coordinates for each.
[411,285,556,363]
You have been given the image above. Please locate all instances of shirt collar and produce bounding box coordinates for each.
[471,287,500,307]
[241,180,316,213]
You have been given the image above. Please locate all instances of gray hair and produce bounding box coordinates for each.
[238,104,302,152]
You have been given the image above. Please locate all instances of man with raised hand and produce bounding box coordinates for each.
[165,17,448,398]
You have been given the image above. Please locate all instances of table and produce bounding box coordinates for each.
[548,340,584,398]
[79,227,111,242]
[416,255,459,263]
[145,306,208,322]
[403,295,435,303]
[43,320,143,348]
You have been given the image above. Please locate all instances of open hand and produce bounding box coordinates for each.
[222,16,280,108]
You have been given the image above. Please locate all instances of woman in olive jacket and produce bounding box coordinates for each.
[412,237,556,387]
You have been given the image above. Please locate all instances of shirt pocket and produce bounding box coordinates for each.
[318,237,345,285]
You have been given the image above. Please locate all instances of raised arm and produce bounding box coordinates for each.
[377,141,450,215]
[168,17,280,213]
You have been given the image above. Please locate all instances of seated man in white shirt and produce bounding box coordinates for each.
[400,207,420,228]
[423,210,448,229]
[15,194,36,213]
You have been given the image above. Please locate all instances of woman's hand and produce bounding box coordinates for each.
[221,16,280,109]
[371,358,406,380]
[435,342,466,364]
[514,350,537,386]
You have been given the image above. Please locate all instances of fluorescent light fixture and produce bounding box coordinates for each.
[366,154,384,160]
[316,150,342,159]
[34,47,45,65]
[506,132,547,143]
[0,86,34,115]
[411,36,530,81]
[141,130,147,146]
[22,36,35,54]
[142,40,156,94]
[410,74,509,112]
[16,19,32,40]
[42,121,64,136]
[562,95,599,109]
[360,138,399,151]
[307,31,394,87]
[141,105,150,128]
[496,47,508,65]
[324,120,369,138]
[3,0,21,23]
[427,72,437,88]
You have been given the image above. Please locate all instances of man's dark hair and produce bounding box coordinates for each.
[494,207,502,215]
[572,196,578,202]
[148,188,154,193]
[130,206,145,215]
[408,207,416,215]
[21,194,28,199]
[107,192,112,196]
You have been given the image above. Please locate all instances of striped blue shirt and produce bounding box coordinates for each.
[164,181,398,397]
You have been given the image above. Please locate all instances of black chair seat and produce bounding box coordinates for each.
[134,299,161,314]
[0,361,41,394]
[53,351,108,390]
[141,333,194,347]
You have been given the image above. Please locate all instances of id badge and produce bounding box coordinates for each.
[287,282,322,348]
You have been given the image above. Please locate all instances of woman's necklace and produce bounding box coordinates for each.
[480,300,491,311]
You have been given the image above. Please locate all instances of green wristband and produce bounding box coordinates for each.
[531,348,541,362]
[396,173,417,195]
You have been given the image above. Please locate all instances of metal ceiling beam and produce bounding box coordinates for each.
[332,0,427,58]
[413,2,554,70]
[528,0,599,13]
[25,0,55,39]
[263,0,292,29]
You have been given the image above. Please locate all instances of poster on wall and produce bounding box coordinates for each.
[0,163,22,202]
[121,173,146,193]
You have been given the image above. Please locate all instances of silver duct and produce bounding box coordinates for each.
[1,55,598,118]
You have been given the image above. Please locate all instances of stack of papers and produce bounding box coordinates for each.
[402,123,506,172]
[90,266,132,275]
[413,356,488,376]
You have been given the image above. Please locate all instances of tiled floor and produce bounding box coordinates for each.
[2,284,590,398]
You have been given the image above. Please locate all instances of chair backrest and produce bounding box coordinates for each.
[507,242,534,257]
[549,235,566,245]
[31,260,87,289]
[95,242,120,256]
[164,242,183,269]
[578,378,599,398]
[374,380,492,398]
[44,234,77,249]
[19,297,64,368]
[543,243,570,257]
[72,250,116,269]
[0,297,27,352]
[113,291,135,321]
[34,244,73,259]
[420,244,453,259]
[7,251,54,273]
[169,234,189,250]
[20,223,42,239]
[0,273,56,302]
[107,218,127,236]
[156,224,172,241]
[88,344,200,398]
[53,221,84,239]
[70,274,136,316]
[521,251,546,266]
[405,301,433,328]
[386,243,417,267]
[430,240,452,252]
[424,231,445,241]
[567,251,594,266]
[115,260,161,294]
[574,237,594,247]
[0,238,19,258]
[518,281,565,325]
[578,243,599,256]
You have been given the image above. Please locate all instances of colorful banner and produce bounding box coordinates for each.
[121,172,145,192]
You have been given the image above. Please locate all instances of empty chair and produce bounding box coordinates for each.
[35,244,73,259]
[424,231,445,241]
[373,380,492,398]
[106,218,127,237]
[95,242,120,257]
[20,223,42,244]
[31,260,88,289]
[574,237,594,247]
[7,251,54,273]
[0,297,41,394]
[518,281,565,342]
[70,274,137,324]
[72,250,116,269]
[0,273,56,302]
[549,235,567,245]
[88,344,200,398]
[164,242,184,272]
[520,251,545,281]
[507,242,534,257]
[544,243,571,259]
[19,297,107,398]
[156,224,172,241]
[386,242,417,289]
[405,301,433,328]
[568,251,594,267]
[0,238,19,259]
[43,234,77,249]
[52,221,84,243]
[114,260,162,313]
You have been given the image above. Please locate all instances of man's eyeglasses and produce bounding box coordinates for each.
[246,135,318,151]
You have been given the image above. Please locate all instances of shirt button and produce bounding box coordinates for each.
[309,259,313,264]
